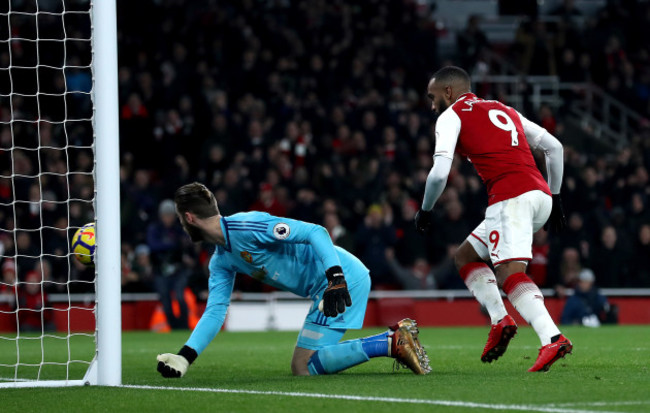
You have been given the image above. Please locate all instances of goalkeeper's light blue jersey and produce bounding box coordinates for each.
[185,211,369,354]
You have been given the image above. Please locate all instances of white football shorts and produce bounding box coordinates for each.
[467,190,552,266]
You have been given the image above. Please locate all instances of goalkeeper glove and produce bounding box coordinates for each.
[157,345,197,378]
[322,266,352,317]
[414,209,433,235]
[544,194,567,233]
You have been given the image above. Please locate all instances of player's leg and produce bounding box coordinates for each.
[457,224,516,363]
[295,326,379,376]
[291,347,315,376]
[292,275,379,376]
[489,191,572,371]
[293,275,429,375]
[294,322,430,376]
[455,235,509,324]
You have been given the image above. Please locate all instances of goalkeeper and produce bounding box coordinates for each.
[157,182,430,377]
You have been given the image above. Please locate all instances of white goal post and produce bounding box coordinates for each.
[0,0,121,387]
[92,0,121,387]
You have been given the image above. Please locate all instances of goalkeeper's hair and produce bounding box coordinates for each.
[432,66,471,89]
[174,182,220,218]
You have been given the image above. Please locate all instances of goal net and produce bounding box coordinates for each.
[0,0,121,387]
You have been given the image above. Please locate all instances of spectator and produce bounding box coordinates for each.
[355,204,397,289]
[589,226,630,287]
[456,15,489,70]
[437,200,472,247]
[432,244,465,290]
[323,213,355,253]
[385,248,436,290]
[15,232,38,281]
[557,247,582,295]
[393,199,427,266]
[632,224,650,287]
[17,270,55,332]
[557,49,586,83]
[43,217,72,292]
[561,269,614,327]
[122,244,154,293]
[249,182,288,217]
[292,188,318,223]
[147,199,194,329]
[133,244,155,284]
[513,20,556,75]
[1,259,16,303]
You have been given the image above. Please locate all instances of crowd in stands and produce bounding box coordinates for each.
[1,0,650,308]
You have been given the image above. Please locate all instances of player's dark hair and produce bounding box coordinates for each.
[174,182,220,218]
[432,66,471,89]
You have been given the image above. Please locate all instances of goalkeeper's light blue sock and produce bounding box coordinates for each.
[360,331,390,358]
[307,332,390,375]
[308,339,369,375]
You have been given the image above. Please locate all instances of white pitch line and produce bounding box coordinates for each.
[549,401,650,407]
[122,384,621,413]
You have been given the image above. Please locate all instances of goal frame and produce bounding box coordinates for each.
[93,0,122,387]
[0,0,121,388]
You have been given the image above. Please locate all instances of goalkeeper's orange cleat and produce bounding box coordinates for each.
[528,335,573,372]
[389,319,431,375]
[481,315,517,363]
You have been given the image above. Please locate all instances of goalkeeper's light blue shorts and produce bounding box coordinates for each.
[296,273,371,350]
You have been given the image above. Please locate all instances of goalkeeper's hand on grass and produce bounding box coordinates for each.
[322,266,352,317]
[157,345,197,378]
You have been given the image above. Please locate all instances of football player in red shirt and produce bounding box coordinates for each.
[416,66,572,372]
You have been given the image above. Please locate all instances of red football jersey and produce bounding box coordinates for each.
[449,93,550,205]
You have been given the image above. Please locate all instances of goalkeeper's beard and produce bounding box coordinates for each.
[185,223,205,242]
[435,99,448,115]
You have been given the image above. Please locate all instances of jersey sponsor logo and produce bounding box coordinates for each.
[240,251,253,264]
[273,223,290,240]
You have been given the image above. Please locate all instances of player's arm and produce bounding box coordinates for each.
[516,111,567,232]
[157,266,235,378]
[516,111,563,194]
[255,218,351,317]
[415,109,460,234]
[259,218,342,269]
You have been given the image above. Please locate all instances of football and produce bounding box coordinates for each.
[72,222,96,265]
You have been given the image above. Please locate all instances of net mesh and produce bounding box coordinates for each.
[0,0,96,383]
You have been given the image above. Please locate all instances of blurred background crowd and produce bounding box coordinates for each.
[1,0,650,314]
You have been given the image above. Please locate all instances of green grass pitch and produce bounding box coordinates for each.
[1,325,649,412]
